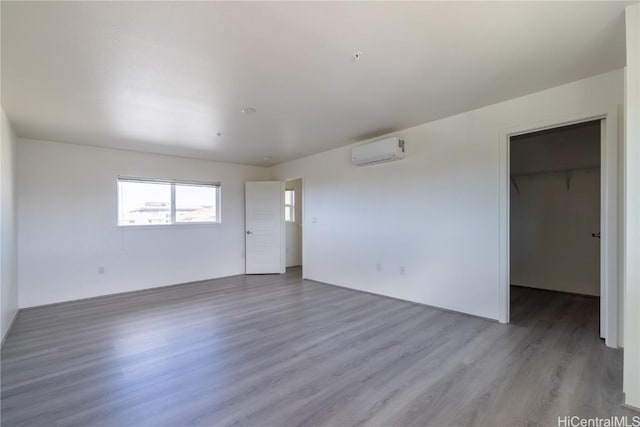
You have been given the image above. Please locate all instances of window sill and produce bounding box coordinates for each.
[116,222,222,230]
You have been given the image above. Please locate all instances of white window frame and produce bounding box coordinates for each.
[285,189,295,222]
[117,176,221,227]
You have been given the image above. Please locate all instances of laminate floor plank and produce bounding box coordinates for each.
[1,269,633,426]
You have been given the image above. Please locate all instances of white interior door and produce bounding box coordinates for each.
[245,181,285,274]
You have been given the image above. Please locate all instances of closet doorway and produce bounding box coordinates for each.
[284,178,303,272]
[509,120,603,336]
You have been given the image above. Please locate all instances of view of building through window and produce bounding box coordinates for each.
[118,180,172,225]
[175,184,217,223]
[118,178,219,226]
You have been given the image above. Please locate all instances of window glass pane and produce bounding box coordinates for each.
[285,190,294,205]
[118,181,171,226]
[285,206,293,222]
[175,185,217,223]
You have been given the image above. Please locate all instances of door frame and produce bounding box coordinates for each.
[282,176,305,279]
[498,106,619,348]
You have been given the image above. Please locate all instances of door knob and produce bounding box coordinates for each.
[592,232,601,239]
[246,230,253,235]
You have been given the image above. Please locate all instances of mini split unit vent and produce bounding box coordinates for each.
[351,137,405,166]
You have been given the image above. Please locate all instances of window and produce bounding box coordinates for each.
[118,177,220,226]
[175,184,218,223]
[118,180,172,225]
[285,189,295,222]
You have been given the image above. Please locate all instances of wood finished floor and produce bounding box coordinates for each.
[1,268,634,427]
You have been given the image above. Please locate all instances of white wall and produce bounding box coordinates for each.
[18,139,269,308]
[271,69,623,321]
[623,2,640,410]
[1,109,19,341]
[285,178,302,267]
[510,172,600,296]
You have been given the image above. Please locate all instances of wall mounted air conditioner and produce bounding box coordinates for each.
[351,137,405,166]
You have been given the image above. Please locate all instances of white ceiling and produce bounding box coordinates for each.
[1,1,630,166]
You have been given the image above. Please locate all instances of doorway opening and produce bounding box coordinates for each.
[284,178,303,274]
[509,120,603,337]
